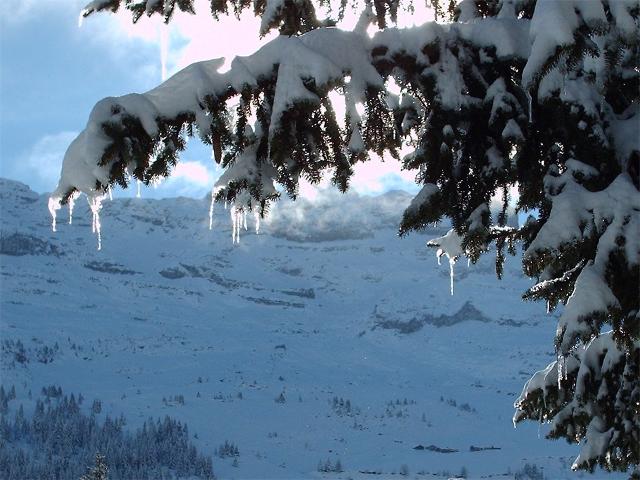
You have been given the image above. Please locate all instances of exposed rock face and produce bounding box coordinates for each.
[0,233,60,257]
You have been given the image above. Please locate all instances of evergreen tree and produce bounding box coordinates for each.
[1,391,215,479]
[51,0,638,473]
[80,453,109,480]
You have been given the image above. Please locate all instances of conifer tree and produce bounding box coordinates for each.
[52,0,638,473]
[80,453,108,480]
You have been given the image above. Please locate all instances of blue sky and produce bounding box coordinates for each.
[0,0,419,199]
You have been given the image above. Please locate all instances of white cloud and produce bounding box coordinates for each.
[138,159,216,198]
[12,131,79,193]
[264,187,414,241]
[13,131,216,198]
[171,160,213,186]
[350,155,418,195]
[291,154,419,203]
[2,0,164,87]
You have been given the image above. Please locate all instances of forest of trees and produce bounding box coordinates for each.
[0,385,214,479]
[48,0,638,473]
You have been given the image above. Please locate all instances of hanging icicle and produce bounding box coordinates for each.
[209,186,216,230]
[557,354,567,389]
[88,195,104,251]
[448,257,455,295]
[68,192,79,225]
[427,229,465,296]
[230,204,242,244]
[48,197,61,233]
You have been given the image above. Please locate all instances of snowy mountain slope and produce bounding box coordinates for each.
[0,178,622,479]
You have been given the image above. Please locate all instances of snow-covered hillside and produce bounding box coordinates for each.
[0,178,621,479]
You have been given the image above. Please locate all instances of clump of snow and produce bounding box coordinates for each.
[427,229,464,295]
[404,183,438,216]
[467,203,489,231]
[522,0,579,88]
[515,330,638,471]
[525,171,639,353]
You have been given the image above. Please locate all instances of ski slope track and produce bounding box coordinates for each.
[0,178,623,479]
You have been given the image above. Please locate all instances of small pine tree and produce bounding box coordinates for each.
[80,453,108,480]
[91,400,102,415]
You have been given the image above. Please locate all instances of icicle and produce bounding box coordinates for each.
[435,248,455,295]
[209,189,215,231]
[108,187,113,201]
[136,180,142,198]
[428,230,464,296]
[68,193,76,225]
[243,210,248,231]
[557,354,567,388]
[526,90,533,123]
[235,208,242,243]
[88,195,104,251]
[557,355,562,388]
[449,257,455,296]
[230,205,243,244]
[48,197,61,233]
[230,205,236,243]
[537,409,543,439]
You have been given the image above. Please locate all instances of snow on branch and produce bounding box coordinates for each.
[514,332,640,472]
[524,171,640,354]
[49,27,393,246]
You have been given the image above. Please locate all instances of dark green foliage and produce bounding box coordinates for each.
[215,440,239,458]
[514,462,544,480]
[80,0,410,35]
[80,453,109,480]
[0,388,215,480]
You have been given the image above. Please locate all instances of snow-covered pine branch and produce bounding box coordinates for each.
[80,0,413,33]
[52,0,639,473]
[514,332,639,472]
